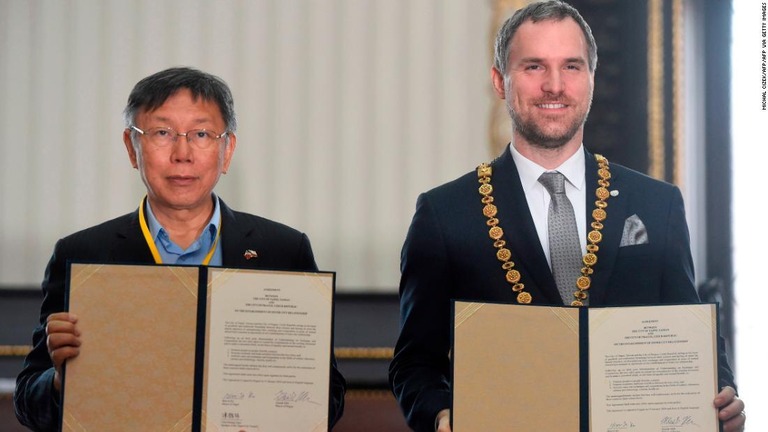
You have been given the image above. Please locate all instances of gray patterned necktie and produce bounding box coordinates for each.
[539,172,583,305]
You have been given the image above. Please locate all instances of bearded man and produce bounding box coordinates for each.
[388,1,745,431]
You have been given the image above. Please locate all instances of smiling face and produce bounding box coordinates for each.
[123,89,236,215]
[492,17,594,153]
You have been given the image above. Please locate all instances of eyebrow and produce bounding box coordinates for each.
[147,115,214,125]
[519,57,587,65]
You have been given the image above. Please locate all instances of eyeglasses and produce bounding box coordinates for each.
[130,125,228,149]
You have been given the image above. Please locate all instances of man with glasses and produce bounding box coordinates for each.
[14,67,346,431]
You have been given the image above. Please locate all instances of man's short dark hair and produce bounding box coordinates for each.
[493,0,598,75]
[123,67,237,133]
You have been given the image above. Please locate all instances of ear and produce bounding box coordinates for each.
[491,67,507,100]
[221,132,237,174]
[123,129,139,169]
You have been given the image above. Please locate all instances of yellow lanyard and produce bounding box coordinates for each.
[138,196,221,265]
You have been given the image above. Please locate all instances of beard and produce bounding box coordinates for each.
[506,94,592,150]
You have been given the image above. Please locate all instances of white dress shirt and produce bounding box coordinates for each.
[509,144,587,269]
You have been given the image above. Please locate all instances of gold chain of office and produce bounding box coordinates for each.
[476,154,612,306]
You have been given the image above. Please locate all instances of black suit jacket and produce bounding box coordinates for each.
[14,199,345,431]
[388,147,735,431]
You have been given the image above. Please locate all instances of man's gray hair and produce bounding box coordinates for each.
[493,0,598,75]
[123,67,237,134]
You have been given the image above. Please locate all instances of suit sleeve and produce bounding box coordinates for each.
[389,193,453,432]
[294,233,347,428]
[14,240,69,431]
[661,188,736,391]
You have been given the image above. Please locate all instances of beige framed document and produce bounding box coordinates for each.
[61,263,334,432]
[451,302,720,432]
[62,264,199,432]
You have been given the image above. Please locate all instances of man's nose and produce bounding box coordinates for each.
[171,136,194,162]
[542,70,564,94]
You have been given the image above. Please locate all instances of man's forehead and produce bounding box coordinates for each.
[510,17,588,57]
[517,16,582,33]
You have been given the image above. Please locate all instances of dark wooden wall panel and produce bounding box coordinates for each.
[571,0,650,173]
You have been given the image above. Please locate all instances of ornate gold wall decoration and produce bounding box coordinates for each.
[334,347,393,360]
[673,0,685,188]
[0,345,31,356]
[648,0,665,180]
[489,0,533,157]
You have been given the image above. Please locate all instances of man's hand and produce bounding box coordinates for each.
[436,408,451,432]
[715,386,745,432]
[432,389,744,432]
[45,312,81,392]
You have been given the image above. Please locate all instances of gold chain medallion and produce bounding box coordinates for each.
[476,154,611,306]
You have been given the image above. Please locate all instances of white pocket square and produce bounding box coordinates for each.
[620,214,648,247]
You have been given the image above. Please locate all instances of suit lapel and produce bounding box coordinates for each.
[491,147,561,304]
[220,200,249,268]
[110,210,156,263]
[583,150,626,305]
[219,200,264,269]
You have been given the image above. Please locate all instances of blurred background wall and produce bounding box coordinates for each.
[0,0,492,293]
[2,0,763,430]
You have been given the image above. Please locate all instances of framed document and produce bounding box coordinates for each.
[61,263,335,432]
[451,302,720,432]
[202,268,333,431]
[61,264,199,432]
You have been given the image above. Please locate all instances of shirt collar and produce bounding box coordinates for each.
[509,143,586,192]
[145,194,222,244]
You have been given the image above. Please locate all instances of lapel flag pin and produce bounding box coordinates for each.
[244,249,258,260]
